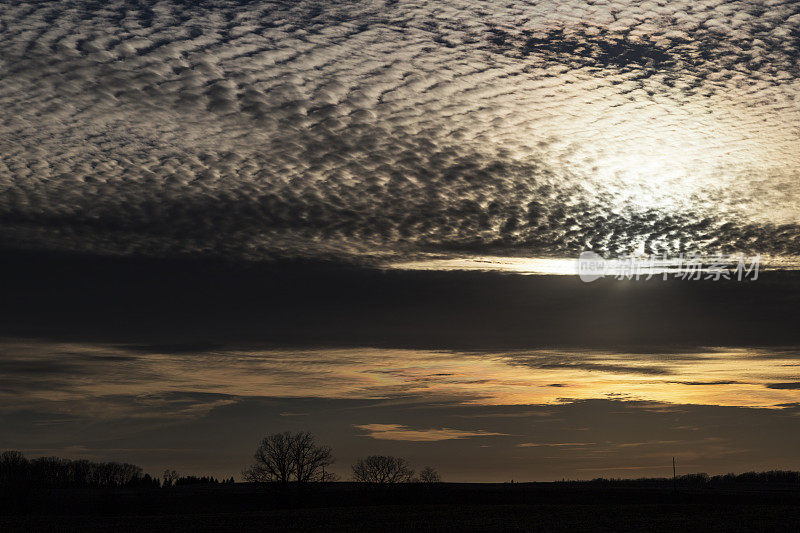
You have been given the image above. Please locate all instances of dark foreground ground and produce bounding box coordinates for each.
[3,481,800,532]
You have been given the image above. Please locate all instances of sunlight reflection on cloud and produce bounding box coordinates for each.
[1,0,798,261]
[2,340,800,421]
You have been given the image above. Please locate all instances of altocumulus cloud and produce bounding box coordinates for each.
[1,0,799,263]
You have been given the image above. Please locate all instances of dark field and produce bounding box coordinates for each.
[6,503,800,532]
[3,482,800,532]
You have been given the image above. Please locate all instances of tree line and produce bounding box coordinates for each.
[242,431,441,484]
[6,435,800,490]
[1,432,442,490]
[161,470,235,487]
[588,471,800,486]
[0,451,234,490]
[0,450,158,489]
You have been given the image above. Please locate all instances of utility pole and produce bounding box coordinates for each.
[673,457,677,491]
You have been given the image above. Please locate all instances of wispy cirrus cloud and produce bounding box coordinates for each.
[3,340,800,417]
[353,423,508,441]
[516,442,595,448]
[765,382,800,390]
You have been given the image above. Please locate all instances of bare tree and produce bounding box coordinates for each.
[162,469,179,488]
[243,432,294,483]
[243,431,333,484]
[351,455,414,483]
[419,466,441,483]
[320,469,339,482]
[1,451,158,489]
[0,451,28,486]
[291,432,334,483]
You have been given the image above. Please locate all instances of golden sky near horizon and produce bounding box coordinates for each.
[4,340,800,427]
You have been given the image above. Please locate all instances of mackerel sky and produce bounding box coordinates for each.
[1,0,799,262]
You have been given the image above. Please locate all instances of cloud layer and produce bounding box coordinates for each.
[1,0,799,262]
[3,340,800,420]
[4,338,800,480]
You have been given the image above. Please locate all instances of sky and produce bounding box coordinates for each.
[1,0,800,482]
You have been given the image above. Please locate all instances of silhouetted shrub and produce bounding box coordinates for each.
[418,466,442,483]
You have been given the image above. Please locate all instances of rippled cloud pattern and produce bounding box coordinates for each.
[1,0,799,262]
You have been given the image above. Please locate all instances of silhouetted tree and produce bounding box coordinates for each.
[242,432,293,483]
[0,451,28,488]
[320,469,339,482]
[162,469,179,488]
[351,455,414,483]
[176,475,220,485]
[292,432,335,483]
[0,451,158,489]
[242,431,333,484]
[419,466,441,483]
